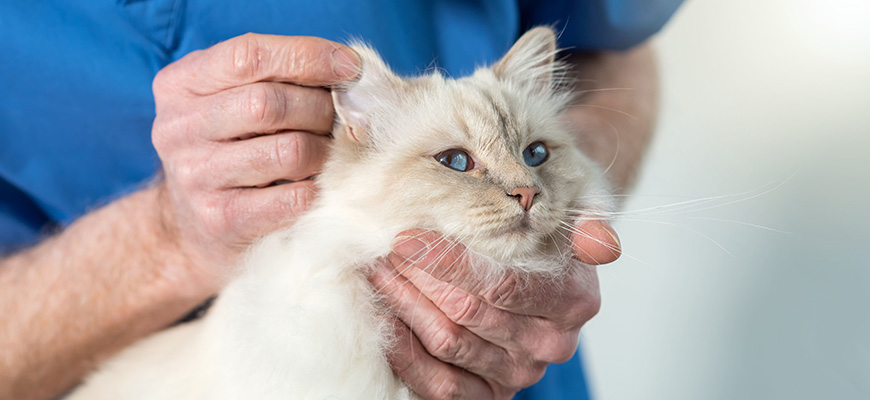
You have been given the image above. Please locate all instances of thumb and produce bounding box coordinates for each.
[571,220,621,265]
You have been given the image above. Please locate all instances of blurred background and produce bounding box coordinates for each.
[581,0,870,399]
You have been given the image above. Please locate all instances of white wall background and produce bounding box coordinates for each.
[582,0,870,399]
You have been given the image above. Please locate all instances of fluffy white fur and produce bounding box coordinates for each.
[68,27,613,400]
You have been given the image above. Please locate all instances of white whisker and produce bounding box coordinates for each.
[601,217,738,259]
[572,103,638,121]
[682,216,791,234]
[600,121,620,178]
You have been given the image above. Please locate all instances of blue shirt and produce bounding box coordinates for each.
[0,0,681,397]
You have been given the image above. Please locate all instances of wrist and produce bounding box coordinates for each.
[135,184,218,310]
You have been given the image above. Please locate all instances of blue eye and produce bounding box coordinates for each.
[435,149,474,172]
[523,142,549,167]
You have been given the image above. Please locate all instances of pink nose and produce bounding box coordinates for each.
[510,186,540,212]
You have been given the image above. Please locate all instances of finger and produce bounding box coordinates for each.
[385,252,521,345]
[384,315,498,400]
[390,230,476,289]
[391,231,601,321]
[370,264,532,389]
[155,33,360,96]
[570,220,621,265]
[206,131,330,188]
[216,180,318,240]
[386,253,582,365]
[389,230,542,313]
[201,82,334,140]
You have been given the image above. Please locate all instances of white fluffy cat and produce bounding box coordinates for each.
[68,27,614,400]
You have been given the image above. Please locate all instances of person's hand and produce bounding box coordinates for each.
[151,33,360,292]
[370,220,620,399]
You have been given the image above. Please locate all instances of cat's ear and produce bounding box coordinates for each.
[493,27,559,92]
[331,44,402,144]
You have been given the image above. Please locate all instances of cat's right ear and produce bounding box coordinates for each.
[493,27,560,93]
[331,45,402,144]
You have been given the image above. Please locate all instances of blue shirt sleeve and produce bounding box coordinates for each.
[516,344,592,400]
[521,0,684,50]
[0,177,54,254]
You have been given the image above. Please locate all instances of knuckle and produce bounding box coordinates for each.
[193,195,230,236]
[171,160,196,184]
[376,269,409,300]
[507,364,546,389]
[583,288,602,320]
[483,274,522,308]
[563,284,601,329]
[431,374,464,399]
[523,364,548,388]
[164,154,203,188]
[152,50,199,99]
[430,325,469,364]
[152,60,183,95]
[151,122,171,154]
[151,118,190,156]
[536,331,579,364]
[389,344,417,377]
[282,184,314,218]
[550,343,578,364]
[545,268,602,330]
[230,33,268,81]
[247,84,269,125]
[274,133,305,175]
[245,84,284,128]
[151,67,172,99]
[443,289,483,326]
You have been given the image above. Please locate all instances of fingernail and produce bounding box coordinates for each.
[331,47,360,80]
[601,222,622,255]
[391,236,428,262]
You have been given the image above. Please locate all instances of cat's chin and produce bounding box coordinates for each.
[468,235,573,276]
[470,225,564,267]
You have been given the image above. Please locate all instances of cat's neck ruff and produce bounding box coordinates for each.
[243,193,401,280]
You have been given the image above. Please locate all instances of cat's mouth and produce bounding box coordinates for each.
[490,206,569,243]
[503,219,532,234]
[497,213,544,238]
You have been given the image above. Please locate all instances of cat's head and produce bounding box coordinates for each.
[325,27,613,272]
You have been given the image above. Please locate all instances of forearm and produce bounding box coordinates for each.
[0,187,206,400]
[563,41,659,194]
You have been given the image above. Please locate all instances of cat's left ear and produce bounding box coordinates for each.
[331,44,403,144]
[493,27,559,92]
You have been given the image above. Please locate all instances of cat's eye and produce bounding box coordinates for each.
[522,142,549,167]
[435,149,474,172]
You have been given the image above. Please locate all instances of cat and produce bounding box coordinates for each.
[68,27,615,400]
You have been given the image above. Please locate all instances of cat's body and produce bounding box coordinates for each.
[73,209,411,399]
[69,27,613,399]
